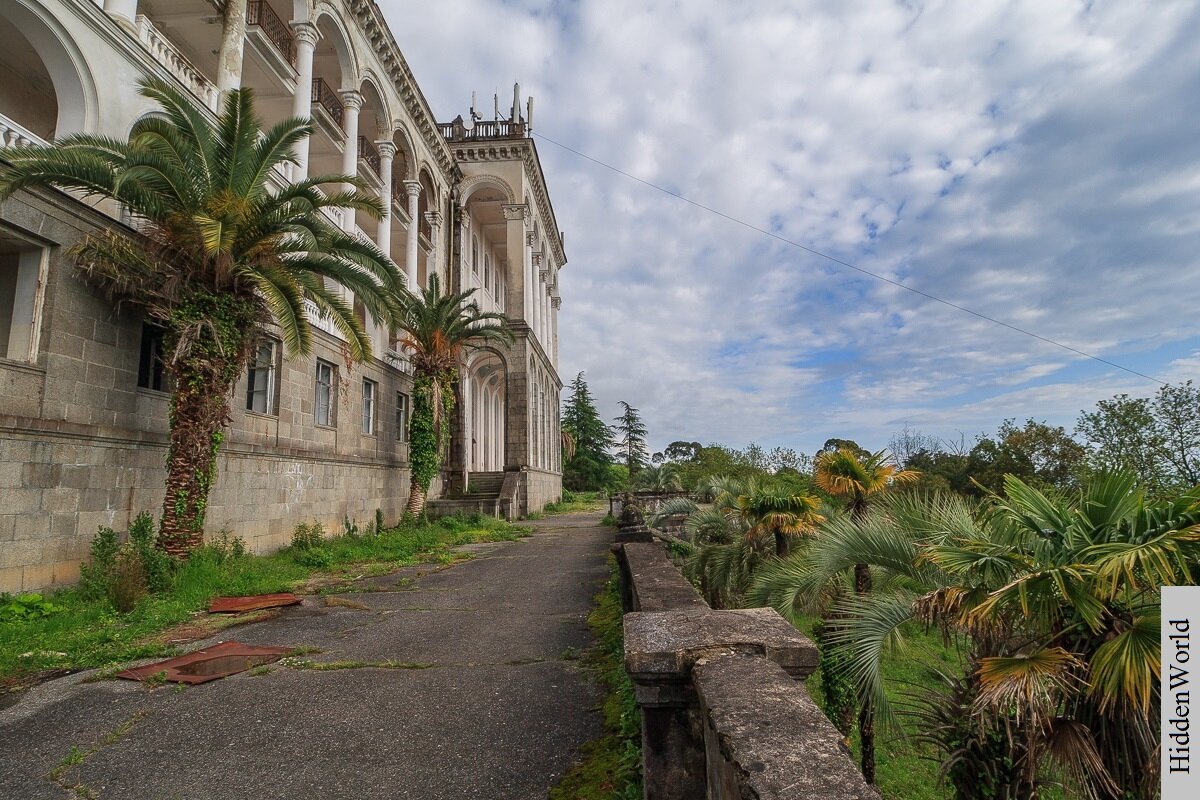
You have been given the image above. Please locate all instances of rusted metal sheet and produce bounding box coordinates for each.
[207,592,302,613]
[116,642,293,685]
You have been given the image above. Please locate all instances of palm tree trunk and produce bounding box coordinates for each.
[406,481,427,516]
[158,351,240,556]
[156,293,254,557]
[859,702,876,784]
[774,530,790,558]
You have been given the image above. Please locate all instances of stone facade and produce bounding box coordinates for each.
[0,0,564,593]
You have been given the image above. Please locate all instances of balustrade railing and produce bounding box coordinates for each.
[0,113,46,148]
[247,1,295,64]
[357,136,380,174]
[311,78,344,126]
[136,16,219,111]
[437,119,526,142]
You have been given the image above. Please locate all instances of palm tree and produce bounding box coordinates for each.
[813,447,917,783]
[717,479,825,558]
[633,462,684,491]
[390,273,511,515]
[0,80,401,555]
[753,476,1200,799]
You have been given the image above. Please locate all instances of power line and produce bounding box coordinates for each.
[532,131,1165,386]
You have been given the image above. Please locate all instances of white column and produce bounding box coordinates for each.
[425,211,444,289]
[216,0,248,94]
[104,0,138,25]
[551,295,561,369]
[339,90,363,232]
[526,232,537,339]
[375,141,395,260]
[290,22,319,178]
[404,181,421,290]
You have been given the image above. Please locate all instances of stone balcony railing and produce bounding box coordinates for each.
[135,16,219,111]
[0,112,47,149]
[615,537,878,800]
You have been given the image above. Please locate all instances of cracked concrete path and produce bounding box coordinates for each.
[0,512,612,800]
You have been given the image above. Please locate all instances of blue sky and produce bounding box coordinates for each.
[381,0,1200,458]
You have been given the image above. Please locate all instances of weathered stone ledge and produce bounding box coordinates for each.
[615,537,875,800]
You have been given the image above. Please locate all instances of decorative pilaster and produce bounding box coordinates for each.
[289,21,320,178]
[375,141,396,260]
[404,180,421,289]
[425,210,444,287]
[339,90,363,232]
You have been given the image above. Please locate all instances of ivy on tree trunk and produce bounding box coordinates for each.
[157,291,256,556]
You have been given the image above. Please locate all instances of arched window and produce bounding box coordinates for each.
[483,253,491,292]
[471,234,479,275]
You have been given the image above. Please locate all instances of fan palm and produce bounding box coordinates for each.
[390,273,512,515]
[813,447,917,783]
[0,80,401,555]
[633,463,684,491]
[753,475,1200,799]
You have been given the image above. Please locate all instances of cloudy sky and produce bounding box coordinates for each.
[380,0,1200,457]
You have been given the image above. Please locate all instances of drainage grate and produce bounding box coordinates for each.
[117,642,293,685]
[208,593,302,613]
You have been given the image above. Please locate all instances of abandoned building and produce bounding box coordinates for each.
[0,0,566,593]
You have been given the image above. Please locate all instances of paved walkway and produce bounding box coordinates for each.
[0,512,612,799]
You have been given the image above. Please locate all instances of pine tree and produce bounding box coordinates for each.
[561,372,614,490]
[612,401,650,477]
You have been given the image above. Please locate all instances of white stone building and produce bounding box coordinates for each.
[0,0,566,592]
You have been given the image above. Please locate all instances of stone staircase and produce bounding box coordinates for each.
[426,471,516,520]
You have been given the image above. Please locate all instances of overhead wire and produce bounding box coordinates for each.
[532,130,1165,386]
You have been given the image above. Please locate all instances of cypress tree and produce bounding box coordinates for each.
[561,372,614,490]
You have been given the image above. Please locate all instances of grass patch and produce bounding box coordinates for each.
[549,556,641,800]
[0,514,527,689]
[788,613,958,800]
[543,491,608,515]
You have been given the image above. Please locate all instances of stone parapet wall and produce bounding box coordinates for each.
[616,540,876,800]
[522,466,562,516]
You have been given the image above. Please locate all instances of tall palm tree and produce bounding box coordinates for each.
[390,273,511,515]
[813,447,918,783]
[0,80,401,555]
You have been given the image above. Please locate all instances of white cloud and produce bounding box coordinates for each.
[380,0,1200,453]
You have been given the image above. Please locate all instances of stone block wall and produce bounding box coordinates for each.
[0,188,416,593]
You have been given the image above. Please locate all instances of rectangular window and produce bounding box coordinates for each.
[137,322,166,391]
[315,359,335,426]
[362,378,376,435]
[0,243,46,362]
[246,339,277,414]
[395,392,409,441]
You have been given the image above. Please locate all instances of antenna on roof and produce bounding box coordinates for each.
[493,92,500,121]
[512,82,521,123]
[526,96,534,131]
[470,91,481,123]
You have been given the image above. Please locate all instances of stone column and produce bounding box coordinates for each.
[104,0,138,26]
[289,21,320,178]
[425,210,444,288]
[526,232,538,341]
[404,181,421,290]
[551,294,562,369]
[216,0,248,95]
[375,141,396,261]
[502,204,528,317]
[339,90,363,232]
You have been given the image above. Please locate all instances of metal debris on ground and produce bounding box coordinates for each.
[207,593,302,613]
[116,642,293,685]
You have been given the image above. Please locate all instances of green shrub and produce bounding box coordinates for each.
[343,517,360,537]
[374,508,385,535]
[109,547,148,612]
[0,592,64,623]
[562,488,578,503]
[294,548,334,569]
[291,521,325,550]
[129,512,173,593]
[79,525,119,600]
[203,530,247,562]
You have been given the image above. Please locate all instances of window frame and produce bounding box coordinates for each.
[362,377,377,435]
[245,338,279,415]
[314,359,336,427]
[137,322,167,392]
[395,391,409,442]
